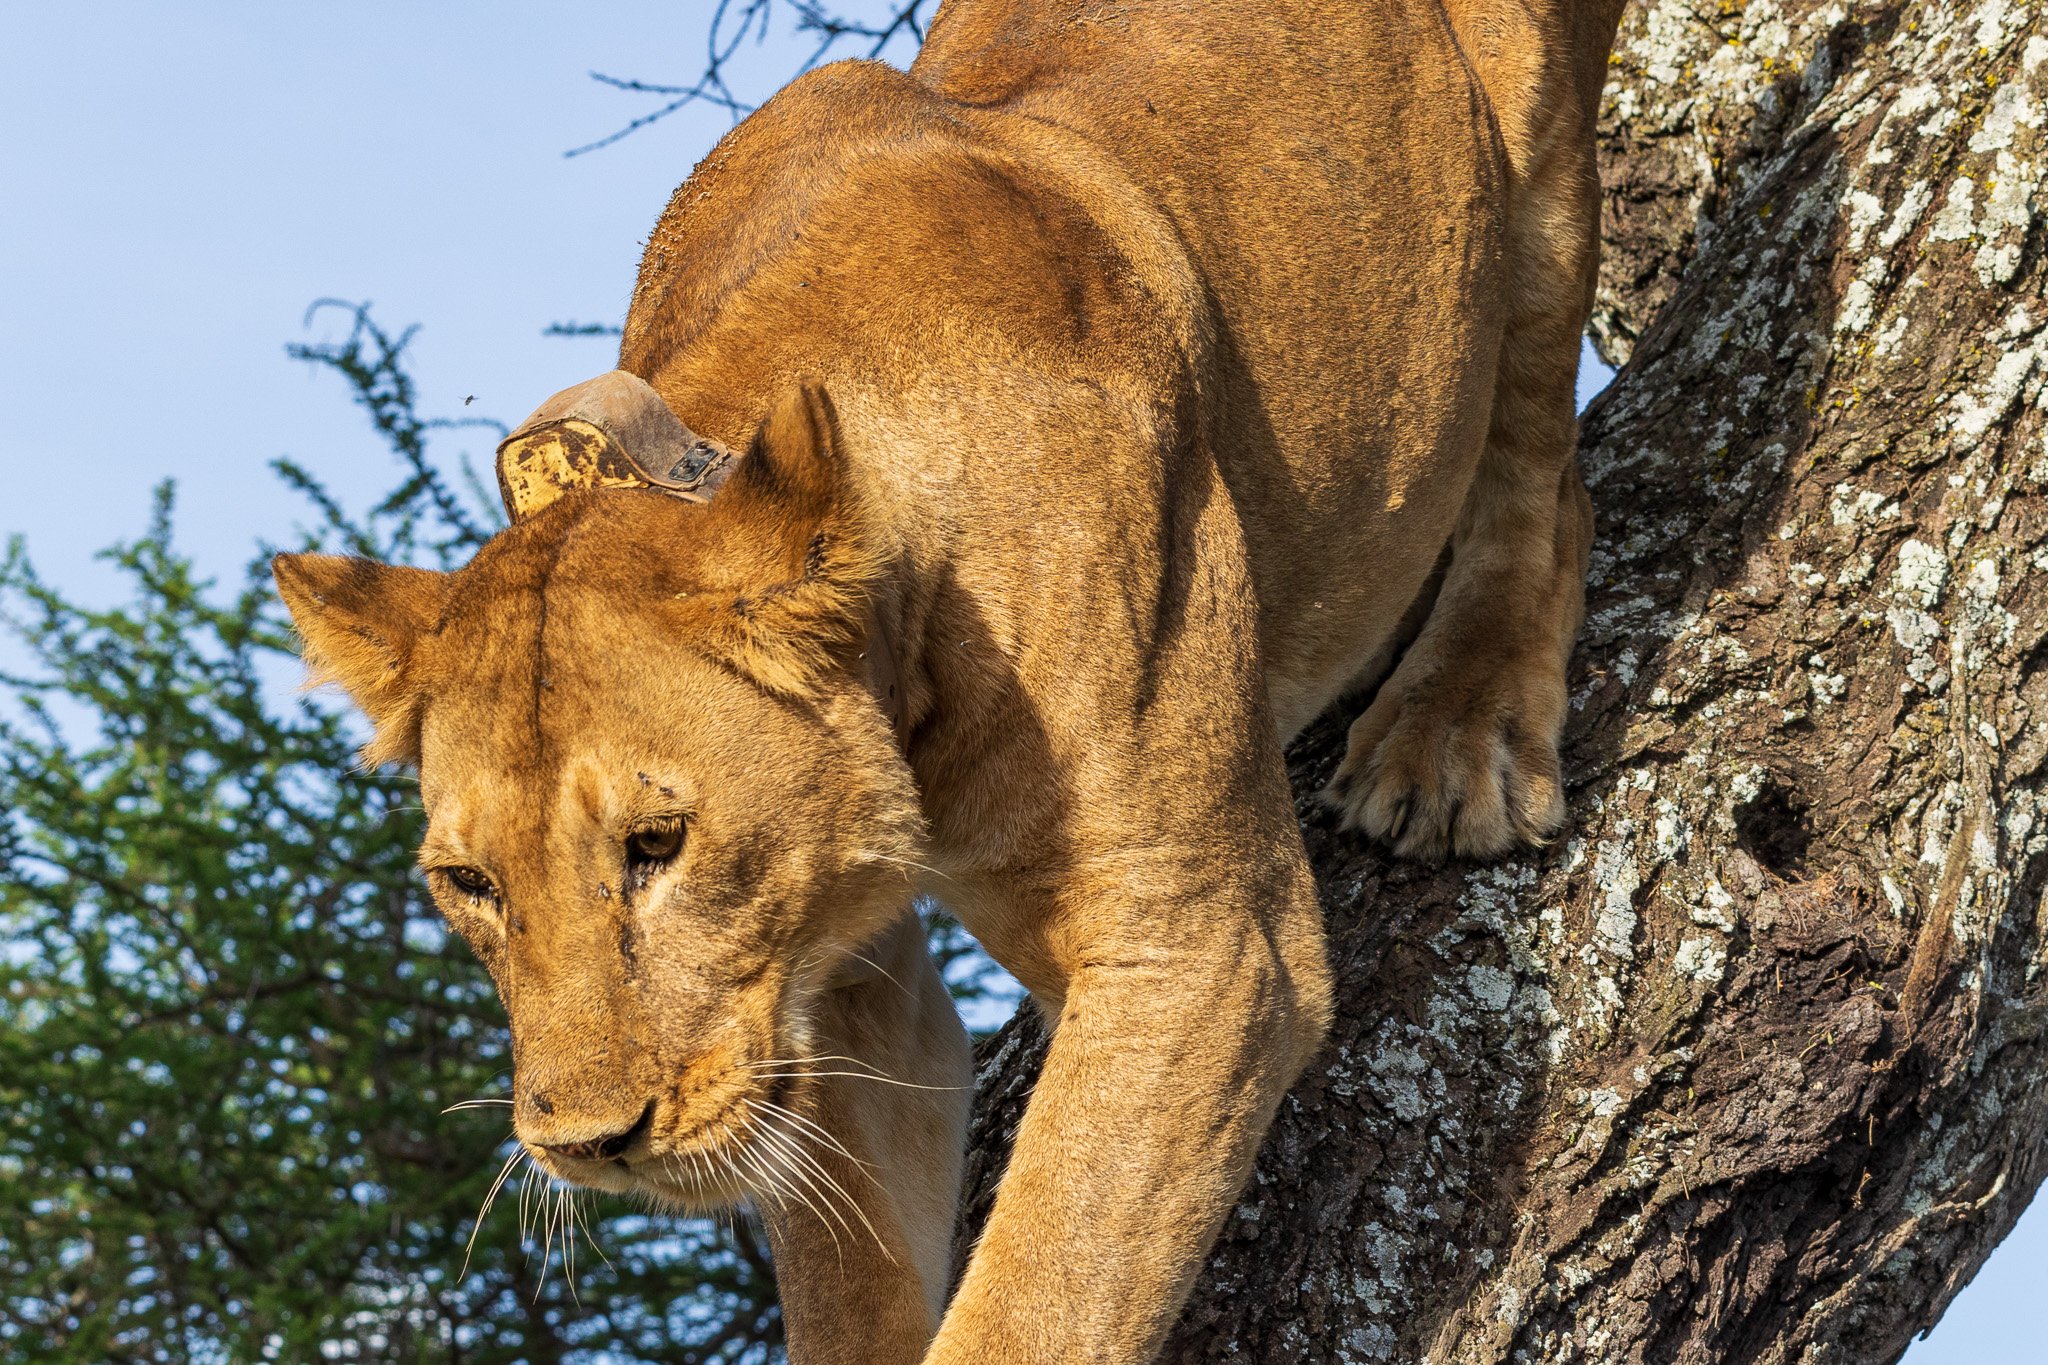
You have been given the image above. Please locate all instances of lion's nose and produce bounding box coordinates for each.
[535,1100,653,1162]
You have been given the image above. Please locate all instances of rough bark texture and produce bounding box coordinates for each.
[958,2,2048,1360]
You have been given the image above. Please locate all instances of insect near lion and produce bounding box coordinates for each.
[275,0,1624,1359]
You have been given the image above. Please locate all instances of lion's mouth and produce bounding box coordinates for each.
[529,1022,811,1208]
[603,1070,802,1206]
[543,1101,654,1163]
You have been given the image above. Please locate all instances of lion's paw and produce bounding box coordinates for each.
[1321,654,1568,862]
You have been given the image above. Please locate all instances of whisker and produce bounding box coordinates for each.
[574,1190,614,1275]
[520,1155,549,1290]
[747,1070,967,1092]
[759,1115,896,1265]
[749,1053,902,1077]
[720,1123,768,1188]
[720,1121,800,1234]
[749,1113,858,1239]
[751,1098,880,1178]
[661,1156,684,1203]
[559,1185,580,1306]
[845,951,914,1000]
[749,1123,847,1264]
[442,1098,515,1114]
[855,849,952,883]
[533,1167,571,1302]
[672,1140,711,1201]
[534,1174,555,1301]
[752,1117,879,1265]
[461,1144,525,1280]
[518,1155,537,1257]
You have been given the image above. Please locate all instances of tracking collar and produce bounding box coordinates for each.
[496,370,907,747]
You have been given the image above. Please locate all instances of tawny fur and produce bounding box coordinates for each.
[275,2,1627,1360]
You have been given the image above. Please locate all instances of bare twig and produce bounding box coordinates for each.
[566,0,935,157]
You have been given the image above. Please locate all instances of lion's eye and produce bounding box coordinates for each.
[440,865,496,901]
[625,820,686,868]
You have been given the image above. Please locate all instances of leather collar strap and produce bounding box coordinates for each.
[498,370,908,750]
[495,370,738,520]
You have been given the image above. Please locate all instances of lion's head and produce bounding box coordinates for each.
[273,385,922,1206]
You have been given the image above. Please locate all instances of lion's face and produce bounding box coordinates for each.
[418,597,916,1202]
[274,387,920,1207]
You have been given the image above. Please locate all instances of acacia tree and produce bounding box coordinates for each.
[955,1,2048,1358]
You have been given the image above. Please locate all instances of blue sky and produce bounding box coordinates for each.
[1,4,2035,1356]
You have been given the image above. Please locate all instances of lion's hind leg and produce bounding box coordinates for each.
[1322,38,1601,861]
[1324,452,1592,858]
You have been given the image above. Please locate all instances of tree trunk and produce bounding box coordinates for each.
[957,1,2048,1359]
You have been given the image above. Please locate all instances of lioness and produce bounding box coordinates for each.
[275,1,1626,1358]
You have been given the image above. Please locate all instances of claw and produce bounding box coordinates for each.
[1384,795,1411,843]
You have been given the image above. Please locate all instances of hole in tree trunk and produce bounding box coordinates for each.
[1734,778,1812,878]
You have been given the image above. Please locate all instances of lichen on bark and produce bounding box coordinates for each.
[959,2,2048,1360]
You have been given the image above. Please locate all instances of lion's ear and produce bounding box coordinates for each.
[717,381,854,544]
[686,382,884,694]
[271,553,448,766]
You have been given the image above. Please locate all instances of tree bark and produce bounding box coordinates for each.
[958,1,2048,1359]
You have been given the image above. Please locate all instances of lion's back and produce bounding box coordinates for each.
[918,0,1511,727]
[624,1,1512,732]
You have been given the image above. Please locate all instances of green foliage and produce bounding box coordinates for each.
[0,307,784,1363]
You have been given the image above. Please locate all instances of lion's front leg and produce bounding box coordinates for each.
[931,845,1332,1364]
[766,912,971,1364]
